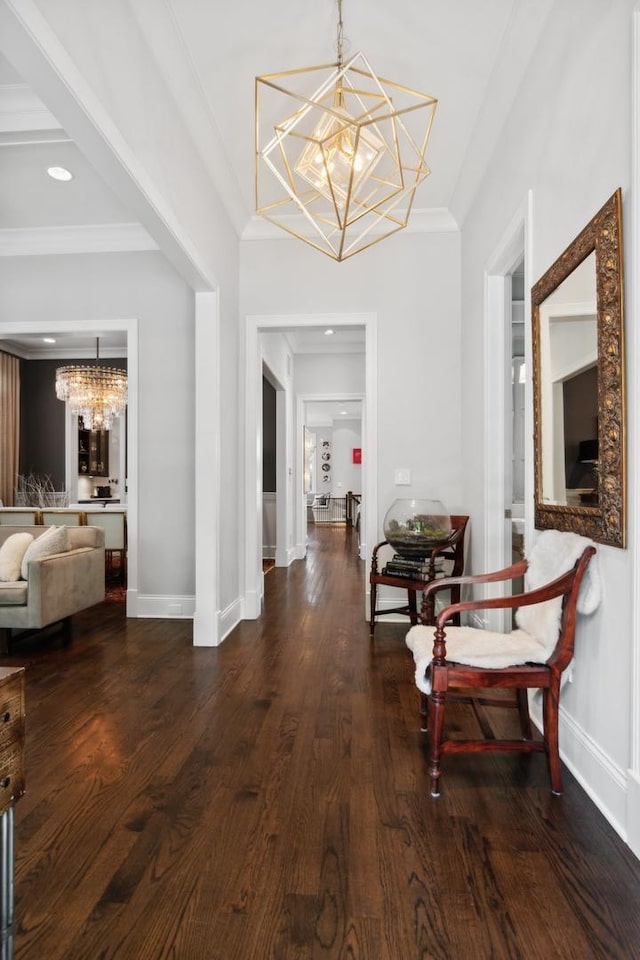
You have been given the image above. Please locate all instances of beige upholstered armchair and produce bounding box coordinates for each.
[0,525,105,653]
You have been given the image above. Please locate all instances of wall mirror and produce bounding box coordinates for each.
[532,188,625,547]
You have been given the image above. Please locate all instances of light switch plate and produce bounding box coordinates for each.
[394,468,411,485]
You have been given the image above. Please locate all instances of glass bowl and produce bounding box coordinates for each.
[383,498,452,558]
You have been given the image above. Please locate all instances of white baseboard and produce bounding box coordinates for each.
[132,592,242,644]
[370,595,406,622]
[531,699,629,844]
[626,771,640,858]
[134,593,196,619]
[242,587,262,620]
[370,594,463,625]
[218,596,243,644]
[275,545,297,567]
[124,588,137,617]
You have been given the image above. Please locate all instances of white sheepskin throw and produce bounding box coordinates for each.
[0,532,34,582]
[406,624,549,694]
[515,529,600,653]
[405,529,600,694]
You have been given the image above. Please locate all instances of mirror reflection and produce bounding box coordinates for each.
[532,188,625,547]
[539,252,597,507]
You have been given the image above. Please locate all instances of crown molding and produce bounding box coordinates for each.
[0,81,61,131]
[0,222,158,256]
[241,206,459,242]
[1,342,126,360]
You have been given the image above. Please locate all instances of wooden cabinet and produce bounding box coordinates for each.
[0,665,25,942]
[78,418,109,476]
[0,667,25,817]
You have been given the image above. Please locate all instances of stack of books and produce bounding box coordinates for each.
[382,554,447,580]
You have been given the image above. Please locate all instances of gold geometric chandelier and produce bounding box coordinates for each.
[55,338,127,431]
[255,0,437,261]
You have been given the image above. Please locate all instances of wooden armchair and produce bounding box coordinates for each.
[405,531,597,797]
[369,514,468,637]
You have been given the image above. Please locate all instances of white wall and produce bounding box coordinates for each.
[459,0,636,843]
[0,251,196,603]
[241,228,463,542]
[295,352,365,496]
[332,419,362,495]
[262,332,292,388]
[1,0,242,643]
[294,353,365,398]
[260,332,296,566]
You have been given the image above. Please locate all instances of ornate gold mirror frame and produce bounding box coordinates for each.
[532,189,625,547]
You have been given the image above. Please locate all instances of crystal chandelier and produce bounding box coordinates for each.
[255,0,437,261]
[55,338,127,431]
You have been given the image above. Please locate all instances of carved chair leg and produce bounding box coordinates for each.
[516,688,533,740]
[428,690,446,797]
[543,677,563,795]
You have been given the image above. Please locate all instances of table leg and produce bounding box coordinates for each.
[408,588,418,625]
[369,581,377,637]
[1,806,14,958]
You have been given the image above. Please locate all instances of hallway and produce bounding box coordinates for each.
[7,524,640,958]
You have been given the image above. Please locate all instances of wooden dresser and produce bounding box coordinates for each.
[0,666,25,951]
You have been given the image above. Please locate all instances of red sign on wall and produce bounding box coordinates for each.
[352,448,362,464]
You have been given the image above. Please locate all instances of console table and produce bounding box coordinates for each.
[0,667,25,959]
[369,515,468,636]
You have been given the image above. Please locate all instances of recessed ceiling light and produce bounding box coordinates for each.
[324,328,335,336]
[47,166,73,182]
[340,410,348,415]
[42,337,56,343]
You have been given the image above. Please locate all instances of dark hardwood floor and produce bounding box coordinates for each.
[3,524,640,959]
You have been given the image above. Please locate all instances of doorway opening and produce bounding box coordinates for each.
[510,258,526,609]
[484,196,531,631]
[0,318,138,616]
[244,312,377,622]
[302,398,362,544]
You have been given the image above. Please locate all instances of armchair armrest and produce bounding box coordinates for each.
[24,546,105,629]
[419,559,527,623]
[422,559,528,600]
[434,564,578,632]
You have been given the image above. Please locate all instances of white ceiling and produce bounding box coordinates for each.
[0,1,554,355]
[0,331,128,360]
[305,399,362,427]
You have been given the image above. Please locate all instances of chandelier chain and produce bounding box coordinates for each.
[255,0,437,260]
[55,336,127,431]
[336,0,344,67]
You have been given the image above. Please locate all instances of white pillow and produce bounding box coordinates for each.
[0,533,34,582]
[21,526,70,580]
